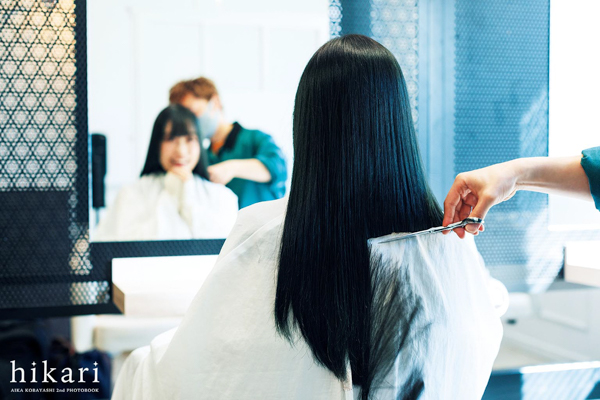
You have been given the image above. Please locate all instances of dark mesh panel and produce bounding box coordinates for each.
[454,0,600,290]
[329,0,342,37]
[371,0,419,128]
[333,0,420,130]
[0,0,97,311]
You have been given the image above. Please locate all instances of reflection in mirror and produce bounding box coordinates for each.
[93,105,239,241]
[87,0,330,241]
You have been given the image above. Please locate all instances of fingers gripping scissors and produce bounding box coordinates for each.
[373,217,484,244]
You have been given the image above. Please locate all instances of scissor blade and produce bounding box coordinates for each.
[374,227,445,244]
[369,217,484,245]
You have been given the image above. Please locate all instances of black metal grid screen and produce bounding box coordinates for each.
[0,0,100,312]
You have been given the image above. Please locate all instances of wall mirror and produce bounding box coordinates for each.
[0,0,329,318]
[86,0,329,242]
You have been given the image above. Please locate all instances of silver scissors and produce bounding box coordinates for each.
[373,217,484,244]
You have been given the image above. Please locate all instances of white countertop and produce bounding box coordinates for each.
[112,255,218,317]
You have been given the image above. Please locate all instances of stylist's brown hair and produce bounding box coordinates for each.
[169,77,218,103]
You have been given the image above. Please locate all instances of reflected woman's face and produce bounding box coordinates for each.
[159,121,201,179]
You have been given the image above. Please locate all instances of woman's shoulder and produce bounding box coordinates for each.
[193,175,237,198]
[216,198,288,262]
[238,197,287,226]
[111,174,163,202]
[369,232,499,313]
[128,173,165,194]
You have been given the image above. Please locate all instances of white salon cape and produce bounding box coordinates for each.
[112,198,506,400]
[94,172,238,241]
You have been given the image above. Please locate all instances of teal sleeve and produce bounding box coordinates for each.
[581,146,600,211]
[253,132,288,196]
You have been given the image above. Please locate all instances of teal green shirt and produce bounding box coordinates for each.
[207,122,287,209]
[581,146,600,211]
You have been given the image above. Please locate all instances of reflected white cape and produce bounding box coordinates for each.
[94,172,238,241]
[112,198,505,399]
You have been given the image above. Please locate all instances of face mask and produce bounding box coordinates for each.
[198,100,220,139]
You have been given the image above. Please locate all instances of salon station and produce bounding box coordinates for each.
[1,0,600,399]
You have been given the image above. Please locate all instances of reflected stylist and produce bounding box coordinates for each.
[169,78,288,209]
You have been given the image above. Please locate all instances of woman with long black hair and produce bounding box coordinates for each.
[113,35,504,399]
[94,104,238,241]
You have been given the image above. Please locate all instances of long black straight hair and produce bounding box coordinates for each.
[275,35,443,399]
[140,104,209,180]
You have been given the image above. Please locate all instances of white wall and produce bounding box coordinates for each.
[548,0,600,229]
[87,0,329,219]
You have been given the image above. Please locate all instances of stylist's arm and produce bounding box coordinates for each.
[443,152,596,238]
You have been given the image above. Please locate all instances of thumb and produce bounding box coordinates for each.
[465,195,494,234]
